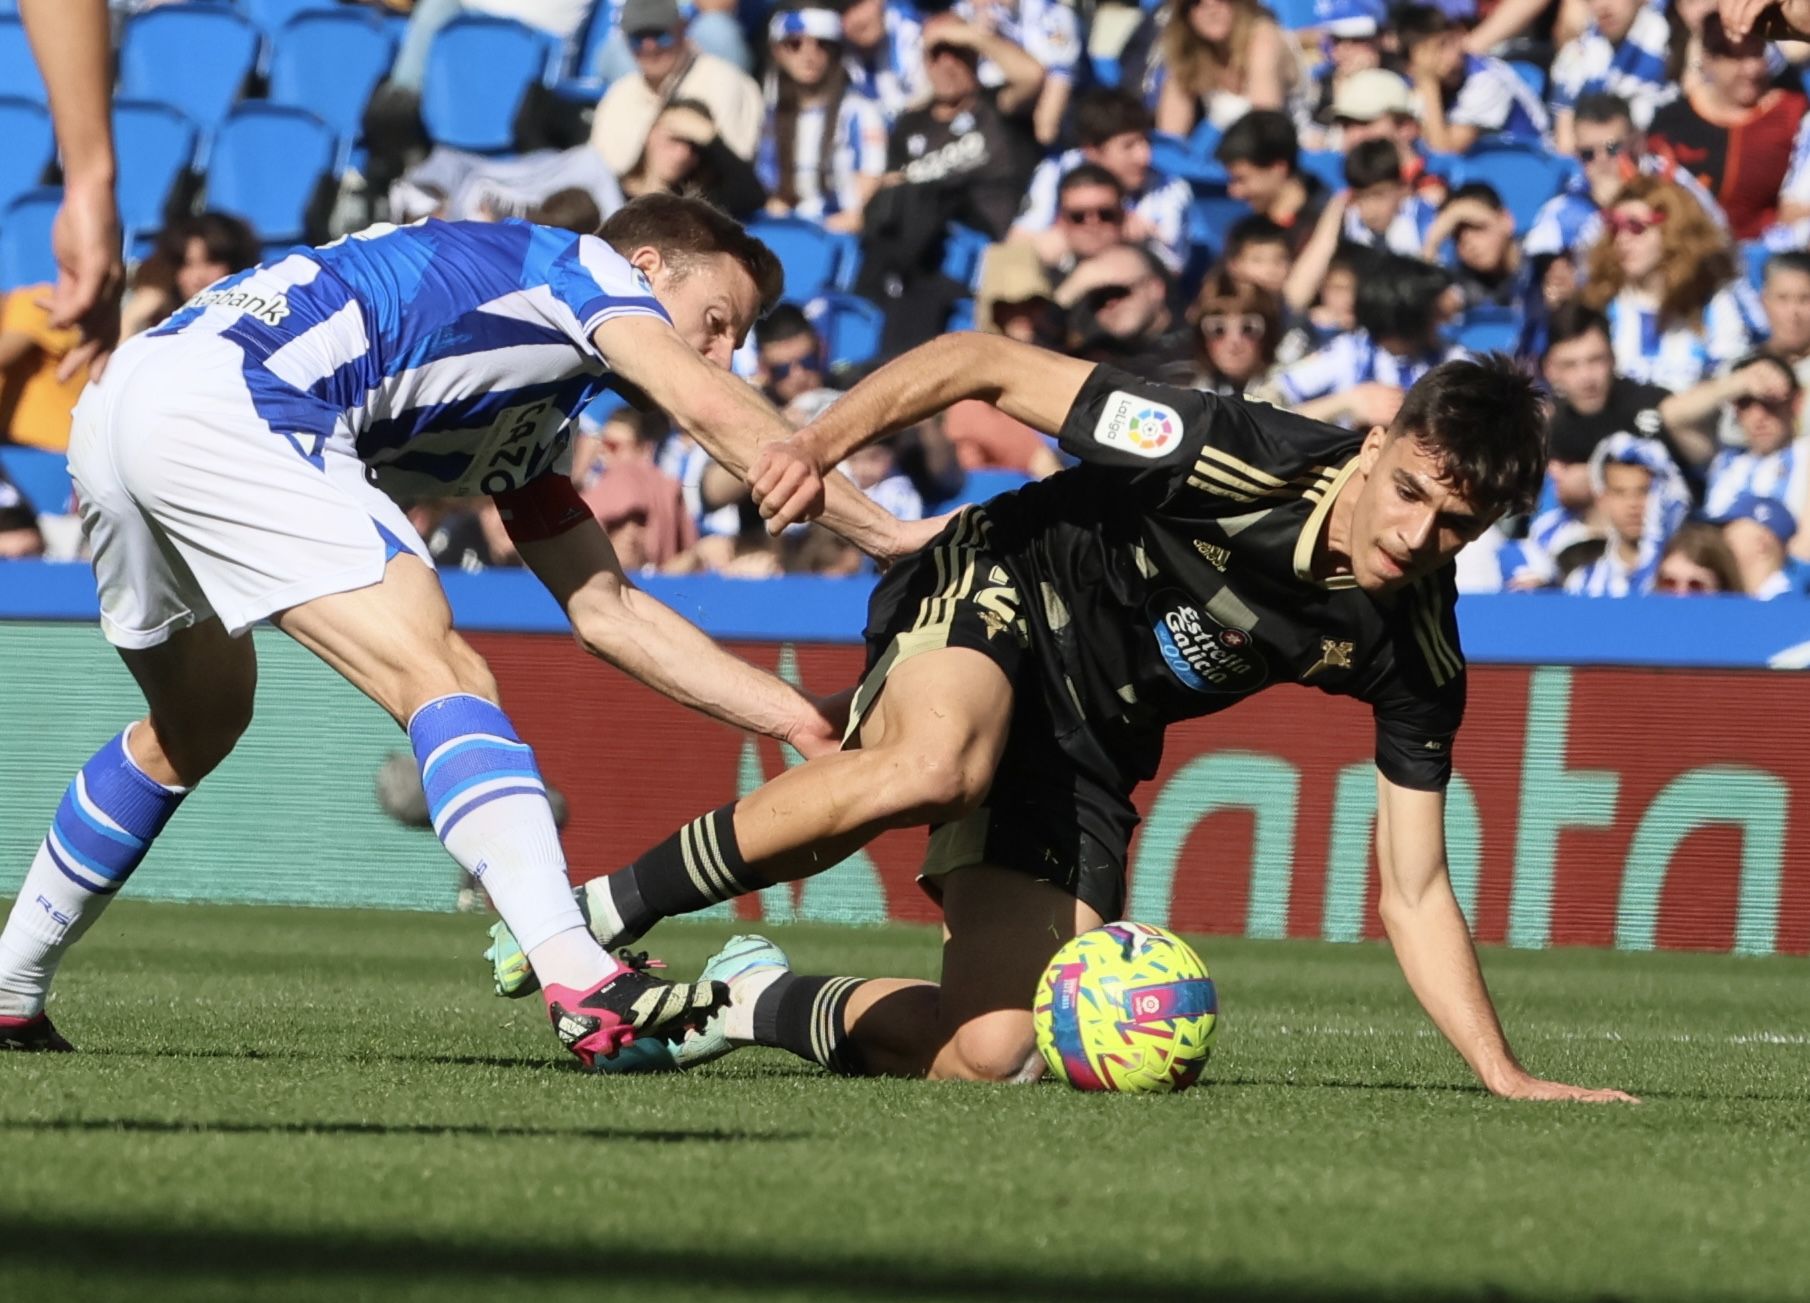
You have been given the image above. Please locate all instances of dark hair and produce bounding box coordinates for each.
[601,405,673,446]
[771,20,850,213]
[1345,138,1403,190]
[1214,109,1298,171]
[527,187,603,234]
[1188,265,1282,381]
[1731,349,1800,393]
[1074,88,1153,149]
[1224,214,1288,258]
[133,212,261,296]
[1766,250,1810,283]
[1444,181,1503,213]
[1395,4,1451,55]
[1057,161,1126,201]
[1355,252,1449,341]
[600,193,784,311]
[1393,354,1549,514]
[1572,91,1634,128]
[1660,522,1744,593]
[1542,300,1611,354]
[755,301,819,349]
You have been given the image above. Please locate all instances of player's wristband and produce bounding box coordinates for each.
[492,474,592,545]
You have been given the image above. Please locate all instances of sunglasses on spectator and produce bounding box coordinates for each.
[628,27,679,48]
[766,357,823,381]
[1061,205,1123,225]
[1576,140,1626,164]
[1734,392,1792,409]
[1606,210,1665,237]
[779,34,835,52]
[1202,312,1265,340]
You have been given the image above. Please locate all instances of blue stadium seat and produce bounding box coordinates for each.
[749,216,844,299]
[1090,54,1121,89]
[1507,59,1547,99]
[805,292,886,368]
[1298,149,1346,193]
[0,187,57,290]
[243,0,337,41]
[931,468,1033,512]
[1188,119,1222,159]
[945,297,975,332]
[553,0,618,103]
[422,15,557,154]
[1452,144,1573,232]
[0,15,42,101]
[113,100,199,260]
[940,223,992,289]
[1271,0,1322,29]
[0,445,72,515]
[0,96,51,212]
[1187,194,1252,258]
[1453,306,1522,355]
[1744,240,1773,292]
[208,103,337,247]
[268,9,399,173]
[118,3,260,153]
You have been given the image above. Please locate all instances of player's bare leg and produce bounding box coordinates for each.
[271,553,723,1066]
[572,645,1017,954]
[0,618,256,1048]
[719,865,1102,1081]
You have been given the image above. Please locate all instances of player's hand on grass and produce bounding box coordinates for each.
[752,435,828,533]
[1492,1074,1640,1104]
[44,177,124,382]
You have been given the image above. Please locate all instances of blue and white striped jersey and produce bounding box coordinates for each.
[1706,438,1810,518]
[1341,194,1441,257]
[1012,148,1194,271]
[1449,54,1551,146]
[1548,2,1676,128]
[755,94,889,221]
[149,219,671,500]
[957,0,1081,80]
[1269,331,1466,418]
[845,3,929,122]
[1602,284,1763,393]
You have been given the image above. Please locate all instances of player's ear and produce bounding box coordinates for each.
[626,245,667,283]
[1359,425,1390,472]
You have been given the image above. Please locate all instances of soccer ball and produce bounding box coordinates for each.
[1033,922,1218,1094]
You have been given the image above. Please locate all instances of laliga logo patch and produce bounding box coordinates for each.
[1148,589,1267,694]
[1094,392,1180,459]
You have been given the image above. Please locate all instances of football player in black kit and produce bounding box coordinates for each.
[522,334,1638,1103]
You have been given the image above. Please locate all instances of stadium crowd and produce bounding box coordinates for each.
[6,0,1810,596]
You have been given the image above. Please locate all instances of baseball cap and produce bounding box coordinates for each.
[1332,70,1414,123]
[770,6,844,43]
[1713,492,1798,543]
[621,0,682,34]
[1316,0,1385,39]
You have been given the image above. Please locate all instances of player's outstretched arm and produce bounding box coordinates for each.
[591,314,908,560]
[513,513,844,757]
[20,0,121,380]
[753,334,1096,531]
[1373,772,1639,1104]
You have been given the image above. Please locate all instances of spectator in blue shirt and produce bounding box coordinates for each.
[1341,138,1439,255]
[1714,493,1810,596]
[1399,4,1551,152]
[1549,0,1678,152]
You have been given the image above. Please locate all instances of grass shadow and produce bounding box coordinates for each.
[0,1117,802,1143]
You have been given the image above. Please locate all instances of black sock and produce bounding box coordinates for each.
[606,802,767,936]
[752,974,865,1076]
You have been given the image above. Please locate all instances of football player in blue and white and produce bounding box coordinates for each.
[0,194,921,1064]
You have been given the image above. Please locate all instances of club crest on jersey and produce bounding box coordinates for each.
[1301,637,1356,681]
[1148,590,1267,694]
[1094,392,1180,459]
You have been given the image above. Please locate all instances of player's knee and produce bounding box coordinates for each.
[890,748,991,824]
[934,1017,1043,1084]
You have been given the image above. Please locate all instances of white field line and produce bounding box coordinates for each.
[1266,1025,1810,1047]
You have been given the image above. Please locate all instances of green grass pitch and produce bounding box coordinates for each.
[1,902,1807,1303]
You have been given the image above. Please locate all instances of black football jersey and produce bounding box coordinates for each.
[976,363,1466,792]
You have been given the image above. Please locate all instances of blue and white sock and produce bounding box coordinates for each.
[409,694,615,992]
[0,726,187,1018]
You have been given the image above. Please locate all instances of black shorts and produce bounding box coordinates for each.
[850,510,1139,920]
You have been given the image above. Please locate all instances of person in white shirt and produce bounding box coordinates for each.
[758,6,888,232]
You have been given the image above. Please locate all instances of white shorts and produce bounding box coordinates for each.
[70,332,433,649]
